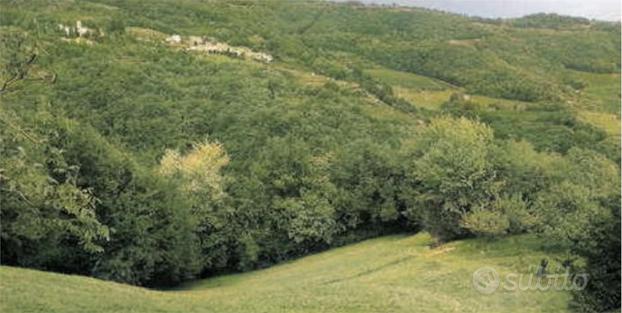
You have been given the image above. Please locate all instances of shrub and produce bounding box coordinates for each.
[461,209,509,237]
[494,195,537,234]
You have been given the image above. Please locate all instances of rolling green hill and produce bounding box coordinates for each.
[0,233,572,313]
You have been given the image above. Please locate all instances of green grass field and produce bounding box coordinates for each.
[567,71,621,114]
[365,67,453,91]
[0,233,572,313]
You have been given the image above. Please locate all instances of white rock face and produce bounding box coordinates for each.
[58,21,96,38]
[75,21,93,37]
[166,34,182,44]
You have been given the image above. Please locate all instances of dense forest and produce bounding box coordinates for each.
[0,1,620,312]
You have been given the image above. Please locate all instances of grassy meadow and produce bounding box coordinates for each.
[0,233,572,313]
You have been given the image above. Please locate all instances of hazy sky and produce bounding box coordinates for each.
[347,0,621,21]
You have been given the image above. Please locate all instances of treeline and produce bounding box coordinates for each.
[2,103,619,310]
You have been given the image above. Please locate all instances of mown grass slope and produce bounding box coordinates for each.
[0,233,571,313]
